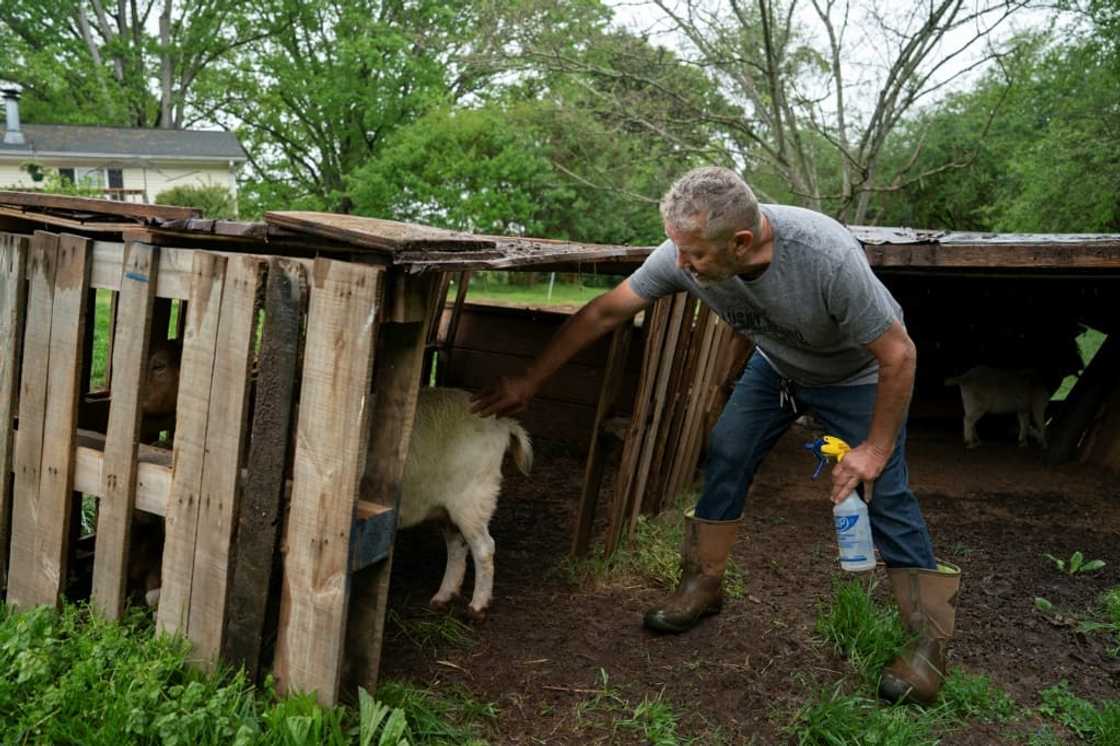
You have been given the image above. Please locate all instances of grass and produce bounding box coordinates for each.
[1037,681,1120,743]
[1052,327,1106,401]
[559,488,748,601]
[387,609,476,656]
[786,578,1023,744]
[0,601,494,745]
[572,669,695,745]
[814,576,910,686]
[461,276,614,308]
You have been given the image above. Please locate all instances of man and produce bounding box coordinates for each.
[472,166,960,705]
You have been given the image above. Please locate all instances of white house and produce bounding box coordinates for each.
[1,87,246,204]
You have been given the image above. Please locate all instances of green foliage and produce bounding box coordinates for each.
[1037,680,1120,742]
[787,683,939,745]
[349,105,560,236]
[815,576,910,686]
[3,169,105,199]
[939,670,1017,723]
[0,602,489,745]
[1045,551,1107,576]
[387,609,475,656]
[155,184,238,220]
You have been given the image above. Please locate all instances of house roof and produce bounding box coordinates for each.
[0,124,247,161]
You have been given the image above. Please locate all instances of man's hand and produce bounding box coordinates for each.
[830,442,890,504]
[471,375,536,418]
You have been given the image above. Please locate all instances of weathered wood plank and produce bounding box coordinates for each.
[572,322,634,557]
[0,233,29,590]
[91,241,194,299]
[91,243,158,619]
[605,296,669,556]
[345,273,439,698]
[222,258,306,679]
[275,259,384,707]
[10,234,92,607]
[1046,333,1120,465]
[157,253,227,637]
[264,212,497,254]
[0,191,199,221]
[628,293,689,530]
[8,233,60,607]
[187,256,263,666]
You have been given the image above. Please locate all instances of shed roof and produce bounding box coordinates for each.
[0,124,247,161]
[0,192,1117,275]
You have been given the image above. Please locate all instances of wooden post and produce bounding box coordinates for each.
[274,259,384,707]
[344,271,440,698]
[222,258,306,679]
[571,323,634,557]
[91,242,158,619]
[0,233,29,591]
[8,232,91,609]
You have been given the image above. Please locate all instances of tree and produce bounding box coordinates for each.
[205,0,511,215]
[1,0,260,128]
[517,0,1032,223]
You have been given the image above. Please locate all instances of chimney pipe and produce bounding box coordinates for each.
[3,87,25,146]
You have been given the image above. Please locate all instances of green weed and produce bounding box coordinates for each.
[560,491,747,601]
[0,601,490,745]
[387,609,475,655]
[1044,551,1106,576]
[815,576,909,685]
[938,670,1017,724]
[787,683,939,745]
[616,690,681,746]
[1037,680,1120,743]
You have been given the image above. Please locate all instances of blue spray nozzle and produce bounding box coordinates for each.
[803,435,852,480]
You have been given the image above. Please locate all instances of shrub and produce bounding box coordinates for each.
[155,184,238,219]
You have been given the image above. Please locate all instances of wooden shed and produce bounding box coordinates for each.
[0,191,1117,708]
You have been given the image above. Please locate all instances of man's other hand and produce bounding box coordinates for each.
[830,441,890,504]
[471,376,536,418]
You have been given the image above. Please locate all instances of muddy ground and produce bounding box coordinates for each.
[382,420,1120,744]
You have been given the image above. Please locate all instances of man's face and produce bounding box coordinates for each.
[666,223,737,288]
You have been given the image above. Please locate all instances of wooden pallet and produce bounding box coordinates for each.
[0,231,441,707]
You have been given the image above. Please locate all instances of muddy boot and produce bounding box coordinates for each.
[879,561,961,705]
[642,512,741,634]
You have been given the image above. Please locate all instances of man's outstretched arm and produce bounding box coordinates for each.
[470,279,650,417]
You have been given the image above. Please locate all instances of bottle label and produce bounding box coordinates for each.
[835,513,873,562]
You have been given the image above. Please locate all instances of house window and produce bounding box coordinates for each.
[107,169,124,200]
[58,168,75,185]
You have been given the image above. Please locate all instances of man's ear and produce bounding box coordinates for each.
[732,229,755,257]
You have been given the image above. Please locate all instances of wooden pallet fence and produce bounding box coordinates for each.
[602,297,750,556]
[0,232,28,590]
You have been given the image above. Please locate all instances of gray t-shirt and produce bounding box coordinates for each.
[628,204,902,386]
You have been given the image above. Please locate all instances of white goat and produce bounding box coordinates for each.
[397,388,532,619]
[945,366,1049,449]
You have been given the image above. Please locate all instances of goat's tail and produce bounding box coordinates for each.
[507,421,533,476]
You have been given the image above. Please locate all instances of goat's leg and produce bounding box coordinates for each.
[431,524,469,611]
[963,410,982,448]
[1016,411,1031,447]
[459,521,497,621]
[1032,395,1049,449]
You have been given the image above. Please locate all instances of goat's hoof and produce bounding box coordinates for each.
[465,605,487,623]
[429,595,458,613]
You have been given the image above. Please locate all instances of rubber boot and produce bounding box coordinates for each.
[642,512,741,634]
[879,561,962,705]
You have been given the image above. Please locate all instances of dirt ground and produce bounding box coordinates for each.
[382,420,1120,744]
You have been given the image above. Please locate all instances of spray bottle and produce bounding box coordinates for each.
[803,435,876,572]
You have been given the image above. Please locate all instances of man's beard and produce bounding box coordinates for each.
[687,267,733,288]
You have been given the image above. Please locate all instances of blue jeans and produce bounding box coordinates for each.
[695,353,936,569]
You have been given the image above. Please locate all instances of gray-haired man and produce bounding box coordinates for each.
[473,166,961,705]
